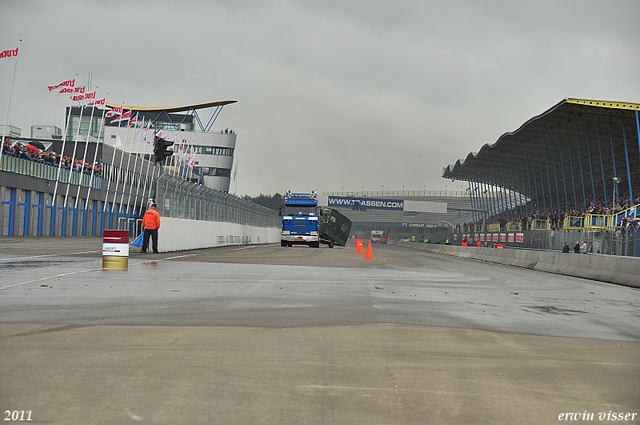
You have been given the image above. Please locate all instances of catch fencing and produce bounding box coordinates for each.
[154,172,279,229]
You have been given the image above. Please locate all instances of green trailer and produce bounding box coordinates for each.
[319,207,352,248]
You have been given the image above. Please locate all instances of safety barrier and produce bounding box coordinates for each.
[396,240,640,288]
[531,219,550,230]
[156,217,280,252]
[486,223,500,232]
[506,221,521,231]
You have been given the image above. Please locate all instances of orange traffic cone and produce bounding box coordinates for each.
[357,240,364,255]
[365,240,373,260]
[355,238,360,252]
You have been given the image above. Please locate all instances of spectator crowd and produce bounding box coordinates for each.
[472,185,640,232]
[1,137,102,176]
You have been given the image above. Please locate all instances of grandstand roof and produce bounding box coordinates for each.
[442,98,640,206]
[104,100,237,113]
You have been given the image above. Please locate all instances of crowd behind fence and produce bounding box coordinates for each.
[450,205,640,257]
[155,173,280,229]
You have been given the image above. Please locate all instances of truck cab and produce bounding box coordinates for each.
[280,191,320,247]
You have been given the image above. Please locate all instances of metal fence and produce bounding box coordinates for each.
[521,228,640,257]
[449,228,640,257]
[154,172,280,228]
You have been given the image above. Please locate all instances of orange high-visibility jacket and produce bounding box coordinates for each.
[142,208,161,230]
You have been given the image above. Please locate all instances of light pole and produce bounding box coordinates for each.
[613,177,620,209]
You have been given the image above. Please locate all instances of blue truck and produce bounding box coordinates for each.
[280,191,320,247]
[280,191,352,248]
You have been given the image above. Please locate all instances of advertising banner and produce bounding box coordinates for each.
[328,196,404,211]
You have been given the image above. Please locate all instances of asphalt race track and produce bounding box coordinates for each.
[1,237,638,424]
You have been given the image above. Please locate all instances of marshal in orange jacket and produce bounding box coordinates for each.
[142,206,161,230]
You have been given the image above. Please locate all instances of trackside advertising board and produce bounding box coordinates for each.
[102,230,129,270]
[328,196,404,211]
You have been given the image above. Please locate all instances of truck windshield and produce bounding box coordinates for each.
[284,205,317,216]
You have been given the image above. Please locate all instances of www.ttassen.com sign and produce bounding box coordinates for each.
[328,196,404,211]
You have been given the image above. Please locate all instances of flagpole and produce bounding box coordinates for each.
[85,93,108,211]
[0,39,21,166]
[64,86,88,207]
[115,108,134,223]
[188,143,195,182]
[135,120,152,208]
[119,112,138,219]
[233,160,238,195]
[51,73,78,225]
[75,90,99,209]
[146,129,159,204]
[103,102,124,215]
[139,120,154,206]
[126,114,144,221]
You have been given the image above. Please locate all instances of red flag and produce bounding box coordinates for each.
[0,46,19,61]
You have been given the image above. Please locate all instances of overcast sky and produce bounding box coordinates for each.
[2,0,639,196]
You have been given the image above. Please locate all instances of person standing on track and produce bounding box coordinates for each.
[142,203,161,253]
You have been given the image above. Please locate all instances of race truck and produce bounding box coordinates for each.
[280,191,320,247]
[319,207,352,248]
[370,229,384,243]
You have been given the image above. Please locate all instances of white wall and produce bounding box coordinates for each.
[395,240,640,288]
[156,217,280,252]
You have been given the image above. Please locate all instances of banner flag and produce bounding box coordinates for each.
[0,46,19,61]
[72,91,96,103]
[106,105,123,117]
[110,110,131,123]
[126,113,138,128]
[47,78,75,93]
[88,97,106,106]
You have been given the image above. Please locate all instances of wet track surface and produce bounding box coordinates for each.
[1,239,638,340]
[1,237,638,424]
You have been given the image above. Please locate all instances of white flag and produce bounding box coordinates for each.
[47,78,75,93]
[0,46,19,61]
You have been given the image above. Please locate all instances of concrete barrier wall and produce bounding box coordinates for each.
[156,218,281,252]
[395,241,639,288]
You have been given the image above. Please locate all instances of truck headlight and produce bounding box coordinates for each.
[310,231,318,236]
[282,230,290,235]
